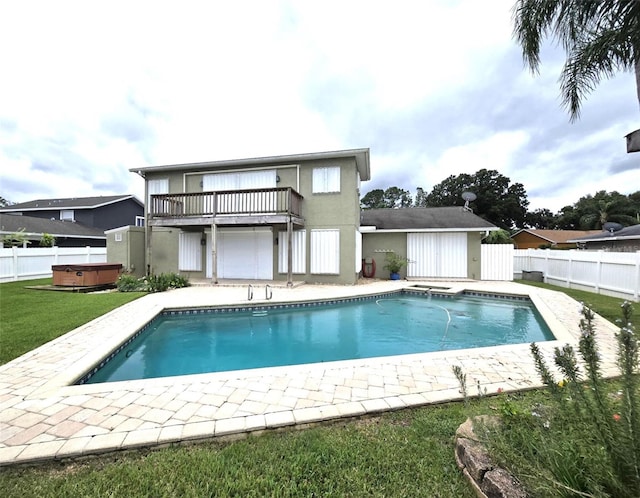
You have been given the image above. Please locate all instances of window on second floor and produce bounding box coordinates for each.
[312,166,340,194]
[147,178,169,213]
[60,209,74,221]
[135,216,145,227]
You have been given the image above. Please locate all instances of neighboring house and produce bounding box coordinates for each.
[361,207,498,280]
[511,229,601,249]
[131,149,370,285]
[567,224,640,252]
[0,213,106,247]
[0,195,144,231]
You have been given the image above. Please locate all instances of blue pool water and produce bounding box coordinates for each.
[83,293,554,384]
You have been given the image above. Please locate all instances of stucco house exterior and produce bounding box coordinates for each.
[361,207,498,280]
[131,149,370,285]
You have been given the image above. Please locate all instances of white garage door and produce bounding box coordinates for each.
[207,228,273,279]
[407,233,467,278]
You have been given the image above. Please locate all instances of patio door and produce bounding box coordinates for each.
[206,227,273,279]
[407,232,467,278]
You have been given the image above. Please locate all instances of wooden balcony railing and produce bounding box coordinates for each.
[149,187,303,219]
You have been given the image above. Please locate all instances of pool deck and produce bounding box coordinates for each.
[0,280,621,467]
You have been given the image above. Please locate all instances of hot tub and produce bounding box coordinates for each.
[52,263,123,287]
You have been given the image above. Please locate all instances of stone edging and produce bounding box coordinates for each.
[455,416,528,498]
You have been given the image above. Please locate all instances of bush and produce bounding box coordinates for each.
[145,273,190,293]
[487,302,640,497]
[116,273,190,293]
[116,274,146,292]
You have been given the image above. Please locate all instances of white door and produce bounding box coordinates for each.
[407,232,467,278]
[207,228,273,279]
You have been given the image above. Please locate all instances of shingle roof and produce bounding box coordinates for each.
[131,148,371,181]
[0,195,142,212]
[512,229,601,244]
[360,207,497,230]
[0,214,106,239]
[567,224,640,242]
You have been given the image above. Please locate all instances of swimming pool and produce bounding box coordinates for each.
[81,291,554,384]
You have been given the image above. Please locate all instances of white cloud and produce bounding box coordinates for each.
[0,0,636,217]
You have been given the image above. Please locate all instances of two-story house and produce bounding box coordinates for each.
[131,149,370,285]
[0,195,144,230]
[0,195,144,248]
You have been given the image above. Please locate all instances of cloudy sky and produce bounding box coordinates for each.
[1,0,638,212]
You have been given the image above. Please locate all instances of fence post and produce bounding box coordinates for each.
[86,246,91,263]
[635,251,640,301]
[53,246,59,265]
[566,250,573,287]
[595,251,603,294]
[543,249,550,283]
[12,246,18,281]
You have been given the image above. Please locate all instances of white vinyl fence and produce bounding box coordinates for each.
[514,249,640,302]
[0,246,107,283]
[481,244,514,281]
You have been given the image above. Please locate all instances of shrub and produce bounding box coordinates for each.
[525,302,639,496]
[117,273,189,292]
[116,274,146,292]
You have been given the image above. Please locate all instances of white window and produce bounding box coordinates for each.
[203,170,277,214]
[179,232,202,271]
[60,209,74,221]
[278,229,306,274]
[312,167,340,193]
[135,216,145,227]
[203,170,276,191]
[115,233,123,242]
[310,229,340,274]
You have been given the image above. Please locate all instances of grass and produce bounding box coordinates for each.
[0,398,514,498]
[0,278,637,497]
[0,278,145,365]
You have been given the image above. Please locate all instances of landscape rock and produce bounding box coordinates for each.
[481,468,527,498]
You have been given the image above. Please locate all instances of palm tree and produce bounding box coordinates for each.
[512,0,640,121]
[579,198,638,229]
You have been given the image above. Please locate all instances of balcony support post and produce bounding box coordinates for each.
[286,215,293,287]
[146,223,153,276]
[211,222,218,284]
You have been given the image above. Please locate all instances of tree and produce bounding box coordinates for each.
[513,0,640,121]
[483,229,515,244]
[414,187,428,207]
[576,190,638,229]
[360,189,386,209]
[555,190,638,229]
[0,196,12,207]
[425,169,529,229]
[361,187,412,209]
[383,187,412,208]
[513,0,640,119]
[525,208,558,229]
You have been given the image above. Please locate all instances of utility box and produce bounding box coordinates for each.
[521,270,544,282]
[626,129,640,153]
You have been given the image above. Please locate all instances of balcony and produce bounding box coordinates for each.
[148,187,304,227]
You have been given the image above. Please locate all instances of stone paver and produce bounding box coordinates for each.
[0,280,622,467]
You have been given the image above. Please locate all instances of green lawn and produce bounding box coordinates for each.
[0,278,145,365]
[0,279,637,497]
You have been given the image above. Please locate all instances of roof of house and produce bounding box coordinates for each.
[511,229,602,244]
[0,195,143,212]
[567,224,640,243]
[0,214,106,240]
[130,148,372,181]
[360,207,498,231]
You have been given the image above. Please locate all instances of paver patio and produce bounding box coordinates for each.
[0,280,621,466]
